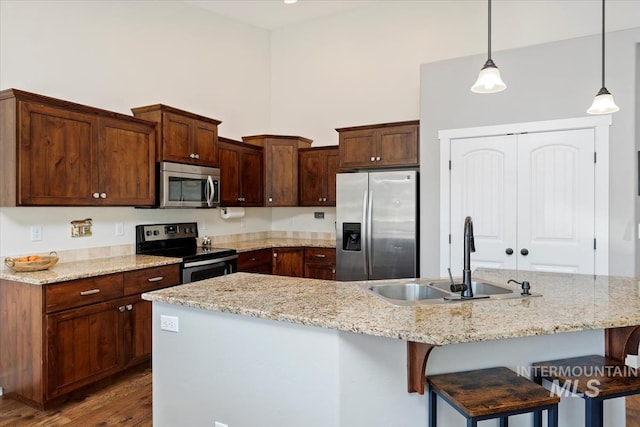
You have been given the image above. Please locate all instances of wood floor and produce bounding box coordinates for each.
[1,367,639,426]
[0,367,152,426]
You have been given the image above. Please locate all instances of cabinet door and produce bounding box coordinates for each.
[265,141,298,206]
[219,144,241,205]
[376,124,419,167]
[18,102,95,205]
[299,150,325,206]
[338,128,376,169]
[238,249,272,273]
[304,263,336,280]
[272,248,303,277]
[193,120,218,166]
[240,148,263,206]
[46,300,124,398]
[97,118,156,206]
[161,111,192,163]
[325,150,339,206]
[126,297,153,365]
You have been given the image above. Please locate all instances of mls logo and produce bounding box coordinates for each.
[550,379,601,398]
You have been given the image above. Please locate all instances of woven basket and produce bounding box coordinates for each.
[4,252,59,272]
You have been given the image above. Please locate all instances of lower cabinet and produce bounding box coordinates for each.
[304,247,336,280]
[0,263,180,407]
[272,247,304,277]
[238,247,336,279]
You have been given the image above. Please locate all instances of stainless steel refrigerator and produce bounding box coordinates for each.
[336,170,419,281]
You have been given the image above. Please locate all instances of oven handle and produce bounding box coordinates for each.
[183,255,238,269]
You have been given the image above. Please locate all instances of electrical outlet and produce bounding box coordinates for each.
[314,212,325,219]
[115,222,124,236]
[30,225,43,241]
[214,422,228,427]
[160,315,179,332]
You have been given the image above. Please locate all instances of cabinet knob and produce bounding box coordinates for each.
[520,248,529,256]
[189,153,196,159]
[126,304,133,311]
[323,197,327,202]
[505,248,514,255]
[240,197,245,202]
[376,156,381,161]
[273,253,277,257]
[268,197,273,202]
[100,193,107,199]
[318,198,323,202]
[195,154,200,159]
[92,192,100,199]
[370,157,375,162]
[118,306,126,312]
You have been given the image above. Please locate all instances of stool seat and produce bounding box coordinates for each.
[428,366,559,426]
[532,354,640,427]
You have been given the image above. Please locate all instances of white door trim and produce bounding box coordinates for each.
[439,115,611,277]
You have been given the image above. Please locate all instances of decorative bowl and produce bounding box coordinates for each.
[4,252,59,272]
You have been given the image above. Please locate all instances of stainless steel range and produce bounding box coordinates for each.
[135,222,237,283]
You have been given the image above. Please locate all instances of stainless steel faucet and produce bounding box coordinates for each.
[462,216,475,298]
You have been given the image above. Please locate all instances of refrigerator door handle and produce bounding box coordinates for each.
[362,190,369,275]
[367,190,373,277]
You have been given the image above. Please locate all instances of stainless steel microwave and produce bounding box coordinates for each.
[159,162,220,208]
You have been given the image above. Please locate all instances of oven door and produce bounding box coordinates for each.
[159,162,220,208]
[182,256,237,283]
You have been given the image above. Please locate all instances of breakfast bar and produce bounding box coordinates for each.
[143,269,640,427]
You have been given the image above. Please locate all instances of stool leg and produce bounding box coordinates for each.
[533,409,542,427]
[428,388,437,427]
[548,404,559,427]
[585,397,603,427]
[499,415,508,427]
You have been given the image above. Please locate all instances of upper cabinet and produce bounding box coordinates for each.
[131,104,221,167]
[242,135,312,207]
[299,146,339,206]
[218,137,263,207]
[0,89,156,206]
[336,120,419,170]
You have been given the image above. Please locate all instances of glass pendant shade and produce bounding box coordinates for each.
[587,87,619,114]
[471,59,506,93]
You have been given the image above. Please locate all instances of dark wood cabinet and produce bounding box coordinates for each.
[218,137,263,207]
[242,135,312,206]
[299,146,339,206]
[0,263,180,407]
[272,247,304,277]
[0,89,156,206]
[337,121,419,170]
[131,104,221,167]
[237,249,273,274]
[303,247,336,280]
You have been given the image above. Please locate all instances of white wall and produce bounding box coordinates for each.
[0,0,272,257]
[270,0,640,145]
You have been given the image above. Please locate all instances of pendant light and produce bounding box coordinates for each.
[471,0,506,93]
[587,0,619,114]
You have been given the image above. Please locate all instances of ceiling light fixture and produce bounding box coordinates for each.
[283,0,298,4]
[471,0,506,94]
[587,0,619,114]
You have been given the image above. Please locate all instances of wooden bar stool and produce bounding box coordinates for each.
[532,354,640,427]
[427,366,559,427]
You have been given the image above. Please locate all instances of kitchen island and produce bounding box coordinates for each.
[143,269,640,427]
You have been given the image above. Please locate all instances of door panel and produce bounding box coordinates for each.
[517,129,595,274]
[450,135,517,275]
[449,129,595,275]
[369,171,418,280]
[336,173,369,281]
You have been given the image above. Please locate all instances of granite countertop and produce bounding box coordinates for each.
[142,268,640,346]
[224,238,335,253]
[0,255,181,285]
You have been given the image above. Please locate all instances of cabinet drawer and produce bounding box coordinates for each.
[46,274,124,313]
[304,247,336,263]
[238,249,273,270]
[123,264,181,296]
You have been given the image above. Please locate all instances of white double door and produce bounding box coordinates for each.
[450,128,596,275]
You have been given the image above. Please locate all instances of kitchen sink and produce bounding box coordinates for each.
[366,283,451,305]
[363,279,540,306]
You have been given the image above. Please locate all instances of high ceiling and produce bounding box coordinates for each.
[184,0,376,30]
